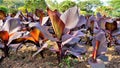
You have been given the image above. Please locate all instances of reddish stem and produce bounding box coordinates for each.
[109,31,113,46]
[3,44,9,57]
[56,41,62,63]
[92,40,100,62]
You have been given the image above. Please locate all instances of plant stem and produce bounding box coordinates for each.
[3,44,9,57]
[92,40,100,62]
[57,41,62,63]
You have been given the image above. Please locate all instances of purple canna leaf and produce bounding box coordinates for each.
[93,21,101,34]
[87,15,96,28]
[0,43,4,48]
[32,43,48,57]
[92,31,107,55]
[61,34,73,42]
[117,21,120,28]
[77,15,87,27]
[115,46,120,54]
[65,50,82,60]
[72,30,86,37]
[69,44,86,54]
[0,20,3,29]
[22,21,30,24]
[112,29,120,36]
[2,18,21,34]
[62,30,86,46]
[116,40,120,45]
[41,16,49,26]
[63,28,70,34]
[96,12,102,19]
[64,44,86,61]
[14,11,21,18]
[97,18,106,30]
[62,36,80,45]
[29,22,58,41]
[7,32,24,45]
[60,6,79,29]
[105,19,117,31]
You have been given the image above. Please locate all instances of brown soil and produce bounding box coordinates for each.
[0,46,120,68]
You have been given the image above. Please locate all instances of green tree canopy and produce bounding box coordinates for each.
[0,0,24,13]
[46,0,76,12]
[0,0,3,4]
[59,0,76,12]
[78,0,102,14]
[95,6,113,16]
[24,0,47,12]
[0,6,8,14]
[45,0,59,10]
[109,0,120,17]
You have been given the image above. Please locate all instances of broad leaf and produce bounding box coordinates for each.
[47,8,65,39]
[0,20,3,29]
[61,34,72,42]
[77,15,87,27]
[64,44,86,61]
[115,46,120,54]
[112,28,120,36]
[25,37,36,43]
[93,21,101,34]
[96,12,102,19]
[92,31,107,56]
[97,18,106,30]
[32,42,48,57]
[87,15,96,28]
[62,36,80,45]
[7,32,24,45]
[32,40,59,57]
[0,43,4,48]
[72,30,86,37]
[41,16,49,26]
[105,21,117,31]
[30,27,44,42]
[117,21,120,28]
[35,9,45,23]
[29,22,58,41]
[60,6,79,29]
[2,18,21,34]
[14,11,21,18]
[0,10,6,20]
[0,31,9,44]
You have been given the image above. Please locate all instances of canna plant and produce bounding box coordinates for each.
[47,7,65,62]
[31,6,86,63]
[105,20,117,47]
[85,15,108,63]
[89,16,118,64]
[0,17,24,57]
[45,6,86,62]
[0,5,120,68]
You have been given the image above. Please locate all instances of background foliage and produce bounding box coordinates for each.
[0,0,119,17]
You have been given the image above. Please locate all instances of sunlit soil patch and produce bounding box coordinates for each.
[0,44,120,68]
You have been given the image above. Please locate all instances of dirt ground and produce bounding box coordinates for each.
[0,46,120,68]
